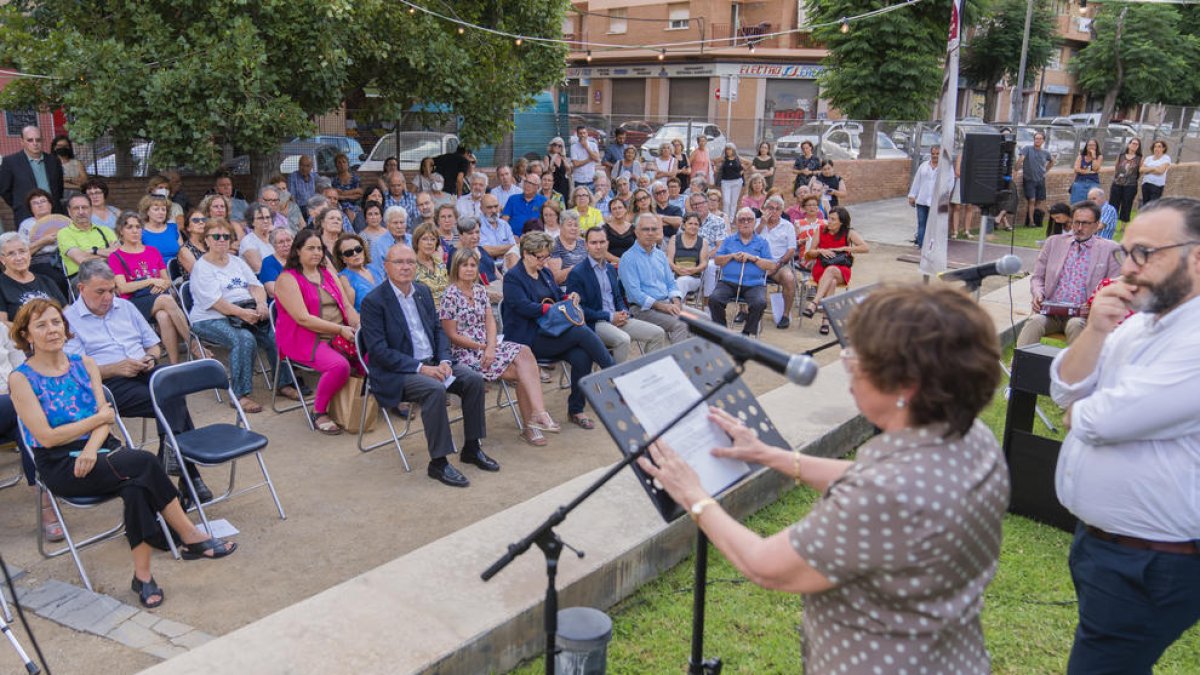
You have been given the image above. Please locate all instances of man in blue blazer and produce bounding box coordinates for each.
[359,243,496,487]
[566,228,666,363]
[0,125,64,225]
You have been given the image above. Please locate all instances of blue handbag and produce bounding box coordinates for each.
[537,296,585,337]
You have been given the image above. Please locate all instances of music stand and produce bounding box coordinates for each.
[581,338,788,674]
[818,283,878,348]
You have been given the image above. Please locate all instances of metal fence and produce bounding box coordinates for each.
[63,108,1200,182]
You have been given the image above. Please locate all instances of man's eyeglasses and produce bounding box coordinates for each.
[387,259,416,266]
[736,217,754,223]
[1071,219,1097,227]
[208,233,233,241]
[339,246,365,257]
[1113,241,1200,267]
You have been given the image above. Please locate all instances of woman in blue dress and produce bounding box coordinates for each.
[333,233,380,312]
[8,298,237,609]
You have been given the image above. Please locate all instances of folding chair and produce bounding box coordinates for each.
[0,441,22,490]
[150,360,285,534]
[178,281,274,392]
[267,302,316,428]
[352,329,414,471]
[18,387,178,592]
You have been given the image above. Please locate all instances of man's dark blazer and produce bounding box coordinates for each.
[565,258,627,329]
[0,151,65,224]
[359,280,451,408]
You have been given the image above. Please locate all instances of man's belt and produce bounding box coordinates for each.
[1085,525,1200,556]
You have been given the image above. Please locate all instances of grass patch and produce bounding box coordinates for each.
[984,214,1130,251]
[513,343,1200,674]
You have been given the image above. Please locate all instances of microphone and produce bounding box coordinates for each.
[937,254,1023,286]
[678,310,818,386]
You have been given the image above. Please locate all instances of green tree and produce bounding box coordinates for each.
[961,0,1058,122]
[806,0,982,157]
[1071,2,1198,125]
[348,0,569,156]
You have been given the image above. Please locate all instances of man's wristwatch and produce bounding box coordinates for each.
[91,246,98,255]
[689,497,718,522]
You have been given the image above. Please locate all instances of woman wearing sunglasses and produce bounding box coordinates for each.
[186,218,299,412]
[333,233,380,312]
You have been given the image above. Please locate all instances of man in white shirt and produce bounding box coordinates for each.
[1049,197,1200,674]
[569,126,601,189]
[478,194,515,260]
[489,164,521,207]
[907,146,939,248]
[455,172,489,220]
[756,196,798,329]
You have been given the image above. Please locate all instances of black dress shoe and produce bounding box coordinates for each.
[178,476,214,510]
[461,448,500,472]
[427,462,470,487]
[733,310,747,324]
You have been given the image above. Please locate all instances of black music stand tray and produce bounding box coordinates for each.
[580,338,789,674]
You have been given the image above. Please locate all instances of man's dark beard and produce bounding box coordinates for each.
[1138,256,1193,315]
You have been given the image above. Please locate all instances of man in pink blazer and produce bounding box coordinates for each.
[1018,200,1122,346]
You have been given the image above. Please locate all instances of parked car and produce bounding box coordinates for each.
[278,142,342,175]
[638,122,726,162]
[891,123,941,153]
[820,130,909,160]
[616,120,661,148]
[359,132,459,174]
[88,142,154,177]
[775,121,864,160]
[290,135,366,166]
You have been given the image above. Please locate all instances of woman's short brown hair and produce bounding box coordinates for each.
[846,284,1001,438]
[410,222,441,254]
[137,194,170,223]
[11,299,72,353]
[520,231,554,257]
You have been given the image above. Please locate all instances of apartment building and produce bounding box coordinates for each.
[563,1,828,145]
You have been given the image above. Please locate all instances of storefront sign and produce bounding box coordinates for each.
[566,62,823,80]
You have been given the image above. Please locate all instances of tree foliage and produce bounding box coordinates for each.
[961,0,1059,122]
[0,0,568,174]
[1071,2,1199,120]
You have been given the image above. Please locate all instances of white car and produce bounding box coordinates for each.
[638,122,726,163]
[360,132,459,173]
[820,130,908,160]
[775,122,864,160]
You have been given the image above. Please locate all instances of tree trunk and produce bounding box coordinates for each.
[983,86,999,123]
[1098,7,1128,128]
[860,120,880,160]
[249,150,281,194]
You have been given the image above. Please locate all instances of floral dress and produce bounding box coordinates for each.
[415,258,449,307]
[439,283,523,381]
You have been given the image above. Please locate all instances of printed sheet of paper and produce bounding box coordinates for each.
[613,357,750,496]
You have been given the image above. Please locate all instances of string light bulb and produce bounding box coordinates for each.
[586,50,593,63]
[408,6,416,14]
[457,26,465,34]
[515,37,523,46]
[748,43,756,54]
[658,49,666,61]
[840,17,850,33]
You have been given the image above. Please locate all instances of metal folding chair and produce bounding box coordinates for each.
[267,302,316,428]
[17,387,178,592]
[150,360,285,534]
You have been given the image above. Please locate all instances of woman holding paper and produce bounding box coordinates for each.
[639,284,1008,674]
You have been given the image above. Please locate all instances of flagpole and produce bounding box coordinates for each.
[919,0,963,276]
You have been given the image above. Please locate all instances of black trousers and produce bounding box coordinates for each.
[105,368,201,479]
[1140,183,1164,208]
[399,364,485,460]
[1109,183,1138,222]
[708,281,768,336]
[36,442,178,549]
[531,326,613,415]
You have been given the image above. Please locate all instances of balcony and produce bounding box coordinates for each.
[710,22,776,48]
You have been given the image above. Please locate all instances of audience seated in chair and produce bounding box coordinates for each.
[64,259,212,505]
[108,211,193,364]
[439,248,559,447]
[1017,200,1122,347]
[618,213,690,344]
[185,217,298,413]
[9,298,236,609]
[665,211,709,305]
[803,207,868,336]
[334,233,381,312]
[708,207,773,336]
[501,232,613,430]
[0,232,68,324]
[258,227,294,298]
[755,196,799,329]
[360,243,497,488]
[567,227,666,363]
[274,230,361,436]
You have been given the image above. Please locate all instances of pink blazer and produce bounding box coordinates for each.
[275,268,349,361]
[1031,233,1122,302]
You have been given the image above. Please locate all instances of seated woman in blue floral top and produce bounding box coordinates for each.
[333,233,380,312]
[8,298,237,609]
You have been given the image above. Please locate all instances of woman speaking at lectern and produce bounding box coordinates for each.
[640,284,1009,674]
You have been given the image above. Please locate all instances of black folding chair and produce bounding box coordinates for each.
[17,386,178,591]
[150,360,285,534]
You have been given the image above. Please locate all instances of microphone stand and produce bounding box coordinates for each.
[482,359,746,675]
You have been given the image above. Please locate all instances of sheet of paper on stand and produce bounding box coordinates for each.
[613,357,750,496]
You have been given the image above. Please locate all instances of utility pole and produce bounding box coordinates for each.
[1010,0,1035,124]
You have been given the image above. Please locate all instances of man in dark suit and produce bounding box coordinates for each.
[0,125,65,226]
[359,242,496,487]
[566,227,666,363]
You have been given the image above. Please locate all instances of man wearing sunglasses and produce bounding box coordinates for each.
[1050,197,1200,674]
[1018,200,1121,347]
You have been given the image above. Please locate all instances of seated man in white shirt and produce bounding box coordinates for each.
[478,194,516,261]
[755,195,799,329]
[455,172,489,220]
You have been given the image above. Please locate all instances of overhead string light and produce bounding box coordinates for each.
[395,0,929,54]
[658,49,666,61]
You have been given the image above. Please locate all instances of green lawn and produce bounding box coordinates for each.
[984,213,1130,251]
[513,343,1200,674]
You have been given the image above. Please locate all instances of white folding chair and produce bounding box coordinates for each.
[267,302,317,428]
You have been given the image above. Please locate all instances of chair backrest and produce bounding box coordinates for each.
[353,325,370,377]
[268,300,279,333]
[179,281,195,314]
[150,359,230,404]
[16,386,133,469]
[168,257,183,282]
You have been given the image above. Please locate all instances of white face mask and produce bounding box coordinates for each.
[432,179,444,192]
[153,188,169,197]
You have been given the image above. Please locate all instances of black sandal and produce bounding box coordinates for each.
[181,537,238,561]
[132,575,164,608]
[802,302,816,318]
[819,317,831,335]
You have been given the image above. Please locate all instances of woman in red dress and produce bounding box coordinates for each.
[803,207,868,335]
